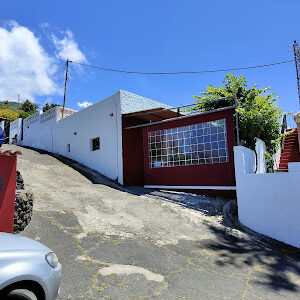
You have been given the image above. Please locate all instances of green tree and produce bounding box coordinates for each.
[20,100,39,113]
[190,74,285,156]
[0,109,19,133]
[42,103,60,112]
[18,110,37,120]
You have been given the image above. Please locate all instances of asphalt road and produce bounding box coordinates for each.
[6,145,300,299]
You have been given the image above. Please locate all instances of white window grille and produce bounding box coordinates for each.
[148,119,228,168]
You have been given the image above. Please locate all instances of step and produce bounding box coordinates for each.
[279,157,300,165]
[281,150,299,155]
[281,148,299,152]
[284,138,298,142]
[282,151,299,155]
[284,140,298,145]
[283,145,299,150]
[280,154,300,159]
[282,156,300,160]
[282,144,298,148]
[284,141,298,145]
[279,164,288,169]
[279,166,288,170]
[285,136,298,139]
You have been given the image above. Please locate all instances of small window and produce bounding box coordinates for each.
[91,137,100,151]
[67,144,70,152]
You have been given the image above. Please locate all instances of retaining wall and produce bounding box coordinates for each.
[234,145,300,248]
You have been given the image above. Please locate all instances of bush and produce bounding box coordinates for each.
[190,74,285,156]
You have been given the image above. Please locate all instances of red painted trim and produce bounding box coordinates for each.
[142,109,236,190]
[122,116,145,186]
[0,155,17,233]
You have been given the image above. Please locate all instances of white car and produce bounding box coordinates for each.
[0,233,61,300]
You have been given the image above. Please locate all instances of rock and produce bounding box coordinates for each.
[16,170,24,190]
[13,190,34,234]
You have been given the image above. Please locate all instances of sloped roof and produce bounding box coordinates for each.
[119,90,171,114]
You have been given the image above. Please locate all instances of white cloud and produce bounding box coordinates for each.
[77,101,93,108]
[0,21,59,101]
[52,29,86,63]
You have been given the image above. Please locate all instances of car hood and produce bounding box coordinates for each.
[0,233,51,252]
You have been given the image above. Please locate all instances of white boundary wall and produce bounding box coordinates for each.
[9,118,22,144]
[234,145,300,248]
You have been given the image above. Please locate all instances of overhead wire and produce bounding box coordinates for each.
[69,59,294,75]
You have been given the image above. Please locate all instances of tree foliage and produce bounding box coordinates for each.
[19,100,39,113]
[18,110,38,120]
[0,109,19,132]
[191,74,285,155]
[0,99,38,134]
[42,103,60,112]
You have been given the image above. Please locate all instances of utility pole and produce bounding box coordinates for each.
[62,59,69,118]
[293,40,300,108]
[233,94,240,146]
[17,94,20,103]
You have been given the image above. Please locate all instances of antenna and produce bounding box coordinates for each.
[293,40,300,108]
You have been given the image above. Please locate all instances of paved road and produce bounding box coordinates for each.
[6,145,300,299]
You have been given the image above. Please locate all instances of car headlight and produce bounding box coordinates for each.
[45,252,59,269]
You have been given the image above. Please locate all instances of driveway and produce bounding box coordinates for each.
[6,145,300,299]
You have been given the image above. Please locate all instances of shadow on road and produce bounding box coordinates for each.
[201,223,300,293]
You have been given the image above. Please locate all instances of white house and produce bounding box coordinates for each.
[15,90,169,185]
[12,90,237,194]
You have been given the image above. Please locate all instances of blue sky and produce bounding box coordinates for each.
[0,0,299,120]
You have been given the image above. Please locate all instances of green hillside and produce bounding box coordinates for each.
[0,101,22,111]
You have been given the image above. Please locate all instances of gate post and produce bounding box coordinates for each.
[0,150,22,233]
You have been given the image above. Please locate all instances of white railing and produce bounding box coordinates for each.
[23,111,40,127]
[40,106,59,123]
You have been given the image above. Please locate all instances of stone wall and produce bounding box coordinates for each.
[13,171,33,233]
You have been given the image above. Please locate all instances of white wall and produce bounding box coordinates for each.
[20,94,122,183]
[9,118,22,144]
[22,109,57,152]
[234,145,300,248]
[53,93,121,182]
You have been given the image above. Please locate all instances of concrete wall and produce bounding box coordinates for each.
[234,145,300,248]
[20,94,122,183]
[9,118,22,144]
[53,93,122,183]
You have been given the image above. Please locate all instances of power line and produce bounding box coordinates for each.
[69,59,294,75]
